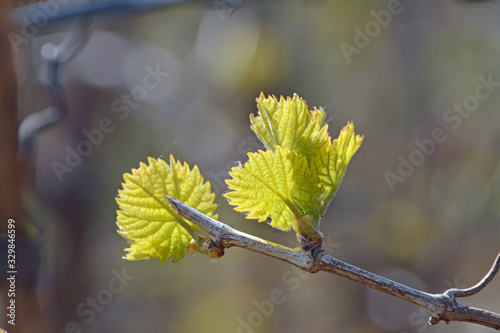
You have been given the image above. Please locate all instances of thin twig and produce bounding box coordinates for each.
[166,196,312,268]
[166,196,500,330]
[444,252,500,299]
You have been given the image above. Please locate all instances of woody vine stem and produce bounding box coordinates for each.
[166,196,500,330]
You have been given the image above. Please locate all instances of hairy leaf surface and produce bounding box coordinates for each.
[224,146,321,231]
[312,122,363,210]
[250,92,329,159]
[116,156,217,262]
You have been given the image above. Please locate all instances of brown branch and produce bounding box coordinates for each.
[166,196,500,330]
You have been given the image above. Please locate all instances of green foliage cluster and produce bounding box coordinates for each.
[116,93,363,262]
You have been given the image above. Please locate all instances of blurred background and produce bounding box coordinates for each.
[1,0,500,332]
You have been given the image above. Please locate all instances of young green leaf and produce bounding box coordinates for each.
[116,156,217,263]
[224,146,322,231]
[250,92,329,159]
[312,122,363,211]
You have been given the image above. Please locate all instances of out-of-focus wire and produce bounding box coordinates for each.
[10,0,209,27]
[18,16,94,156]
[14,0,245,156]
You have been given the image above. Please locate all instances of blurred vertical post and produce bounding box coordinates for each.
[0,0,21,226]
[0,1,49,332]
